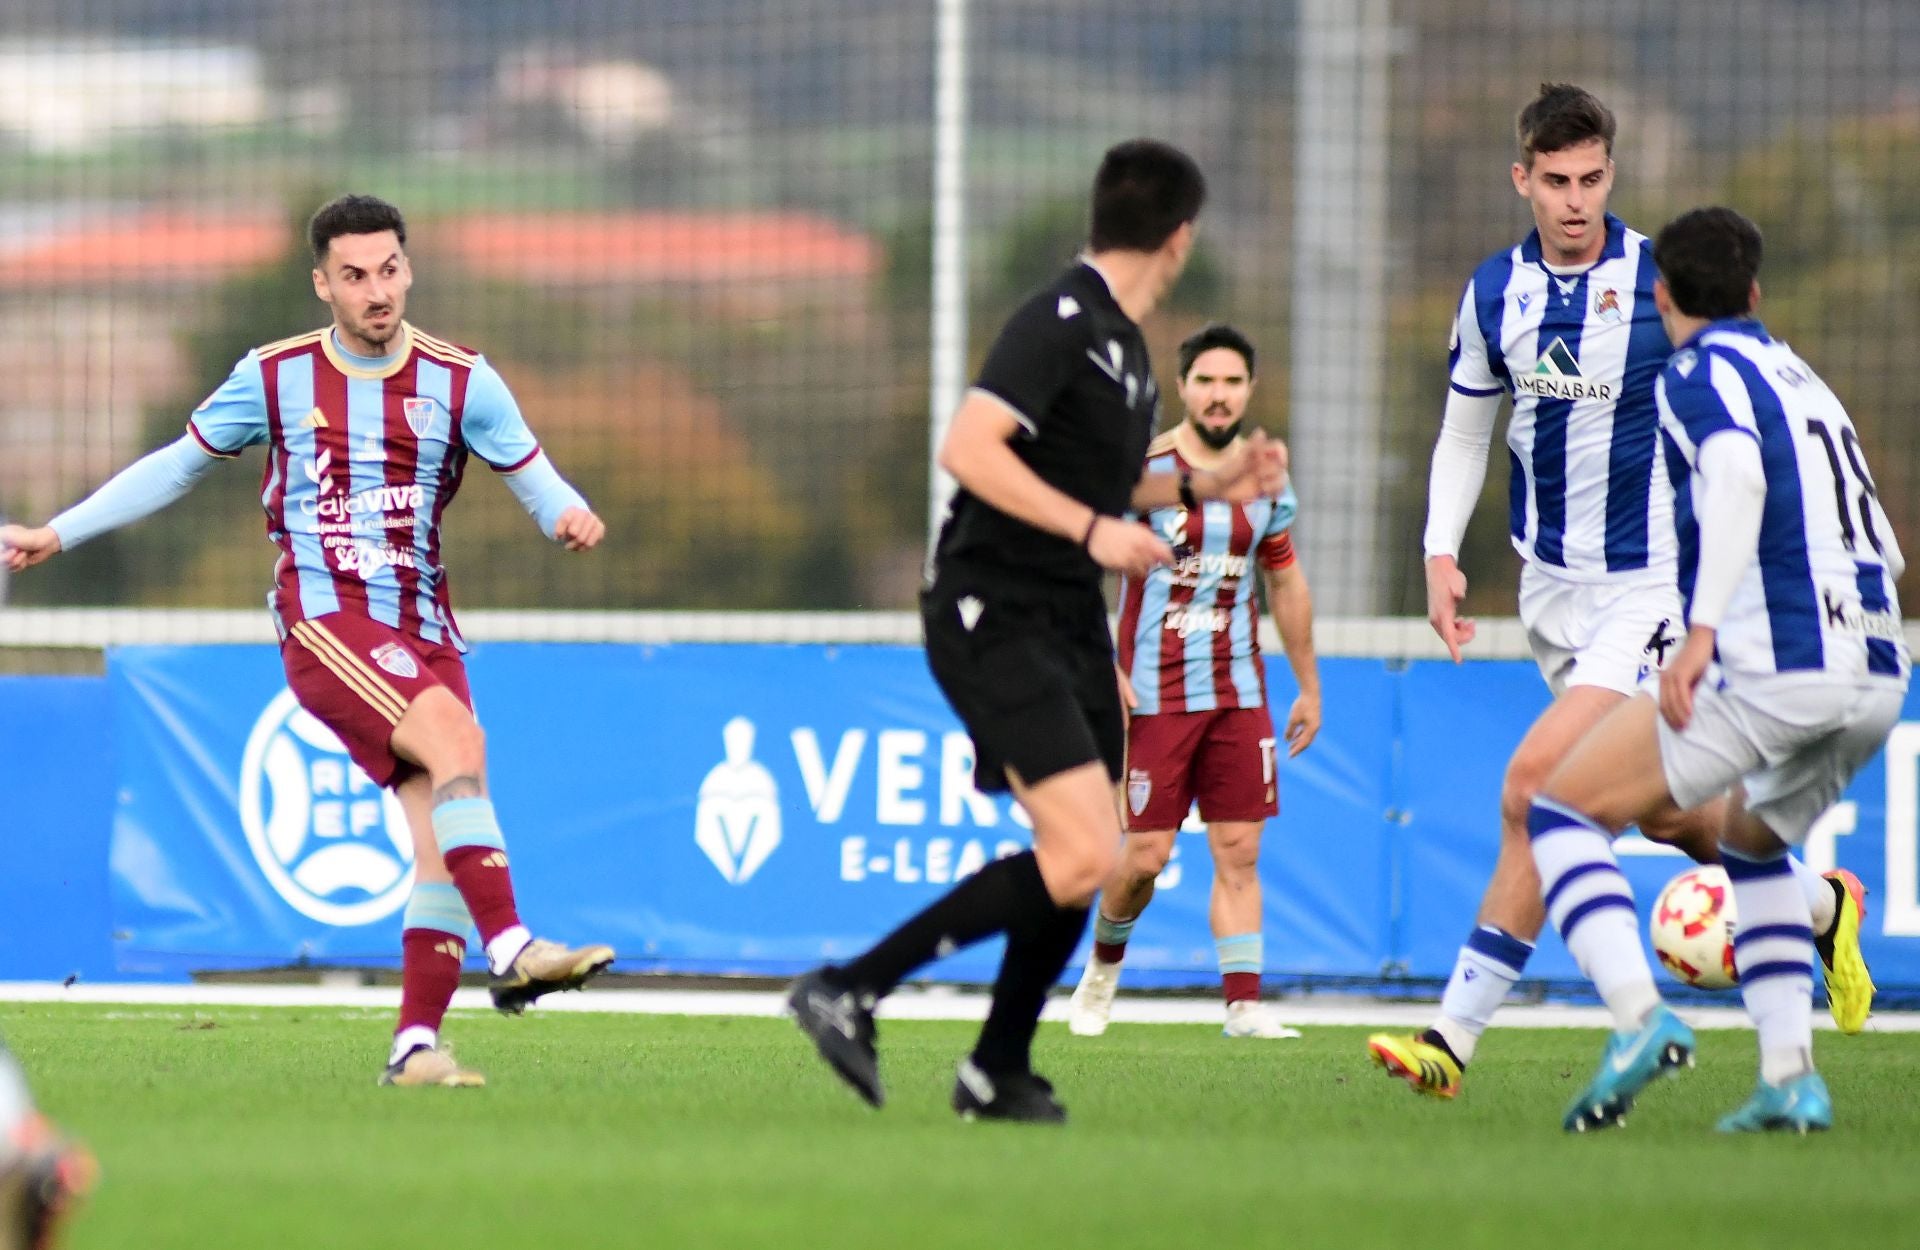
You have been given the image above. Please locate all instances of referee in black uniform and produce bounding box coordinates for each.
[790,139,1285,1123]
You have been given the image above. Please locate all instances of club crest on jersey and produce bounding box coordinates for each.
[1126,769,1152,816]
[1593,287,1623,324]
[403,397,439,438]
[1514,336,1615,403]
[369,642,419,680]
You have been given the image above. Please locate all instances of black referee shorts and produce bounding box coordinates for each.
[921,580,1124,794]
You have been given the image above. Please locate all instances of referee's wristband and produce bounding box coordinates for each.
[1178,469,1200,512]
[1081,512,1101,550]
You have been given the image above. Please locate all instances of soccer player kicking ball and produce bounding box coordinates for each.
[1533,206,1904,1133]
[1368,84,1870,1100]
[788,141,1285,1124]
[1066,324,1319,1040]
[0,195,615,1088]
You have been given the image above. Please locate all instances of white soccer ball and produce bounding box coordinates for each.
[1649,865,1739,989]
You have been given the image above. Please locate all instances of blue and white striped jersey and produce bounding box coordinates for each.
[1656,319,1907,681]
[1448,214,1674,581]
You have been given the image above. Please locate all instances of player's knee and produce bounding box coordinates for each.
[1500,755,1551,830]
[1124,833,1174,880]
[449,717,486,774]
[1057,835,1122,905]
[1210,827,1261,879]
[407,697,486,779]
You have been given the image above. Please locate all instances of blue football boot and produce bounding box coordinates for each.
[1563,1004,1695,1132]
[1716,1071,1832,1134]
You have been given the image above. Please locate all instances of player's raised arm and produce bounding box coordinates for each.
[461,358,604,552]
[1,353,268,573]
[1130,428,1285,512]
[1423,280,1506,662]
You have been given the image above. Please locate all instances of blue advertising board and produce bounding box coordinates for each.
[7,641,1920,992]
[104,645,1394,983]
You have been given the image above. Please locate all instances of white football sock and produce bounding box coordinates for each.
[1434,924,1535,1063]
[1723,847,1816,1086]
[1787,856,1837,935]
[1531,798,1660,1033]
[486,925,532,976]
[389,1025,437,1066]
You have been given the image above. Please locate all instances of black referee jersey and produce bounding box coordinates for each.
[928,259,1159,595]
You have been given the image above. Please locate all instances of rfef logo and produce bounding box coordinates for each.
[238,689,413,925]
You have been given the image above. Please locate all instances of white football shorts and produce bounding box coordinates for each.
[1518,564,1683,698]
[1657,670,1906,845]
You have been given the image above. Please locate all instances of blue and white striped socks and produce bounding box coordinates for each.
[1529,798,1660,1032]
[1722,846,1816,1085]
[1434,924,1534,1063]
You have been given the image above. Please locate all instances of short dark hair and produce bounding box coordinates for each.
[1088,139,1206,252]
[1177,322,1256,380]
[1653,207,1763,320]
[1516,83,1616,166]
[308,194,407,263]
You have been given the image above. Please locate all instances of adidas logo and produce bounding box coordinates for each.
[480,851,509,869]
[298,407,328,429]
[434,939,464,961]
[1513,336,1615,403]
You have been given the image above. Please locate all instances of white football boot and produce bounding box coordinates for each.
[1066,958,1123,1036]
[1223,1000,1302,1039]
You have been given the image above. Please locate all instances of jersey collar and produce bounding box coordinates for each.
[1518,213,1629,270]
[1076,253,1122,304]
[1682,317,1772,349]
[321,321,414,380]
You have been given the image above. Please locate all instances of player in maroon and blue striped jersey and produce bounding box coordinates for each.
[1067,323,1322,1039]
[2,195,614,1088]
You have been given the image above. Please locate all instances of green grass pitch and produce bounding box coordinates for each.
[8,1004,1914,1249]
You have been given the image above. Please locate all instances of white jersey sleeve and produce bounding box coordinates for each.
[1685,429,1766,630]
[1423,387,1502,559]
[1447,279,1504,398]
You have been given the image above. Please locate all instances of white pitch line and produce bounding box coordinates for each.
[0,982,1916,1033]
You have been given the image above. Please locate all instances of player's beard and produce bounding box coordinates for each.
[1188,414,1242,451]
[358,308,400,350]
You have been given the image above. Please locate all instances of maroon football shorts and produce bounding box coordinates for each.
[1123,705,1278,832]
[281,612,472,788]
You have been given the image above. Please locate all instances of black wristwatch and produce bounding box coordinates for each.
[1178,469,1200,512]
